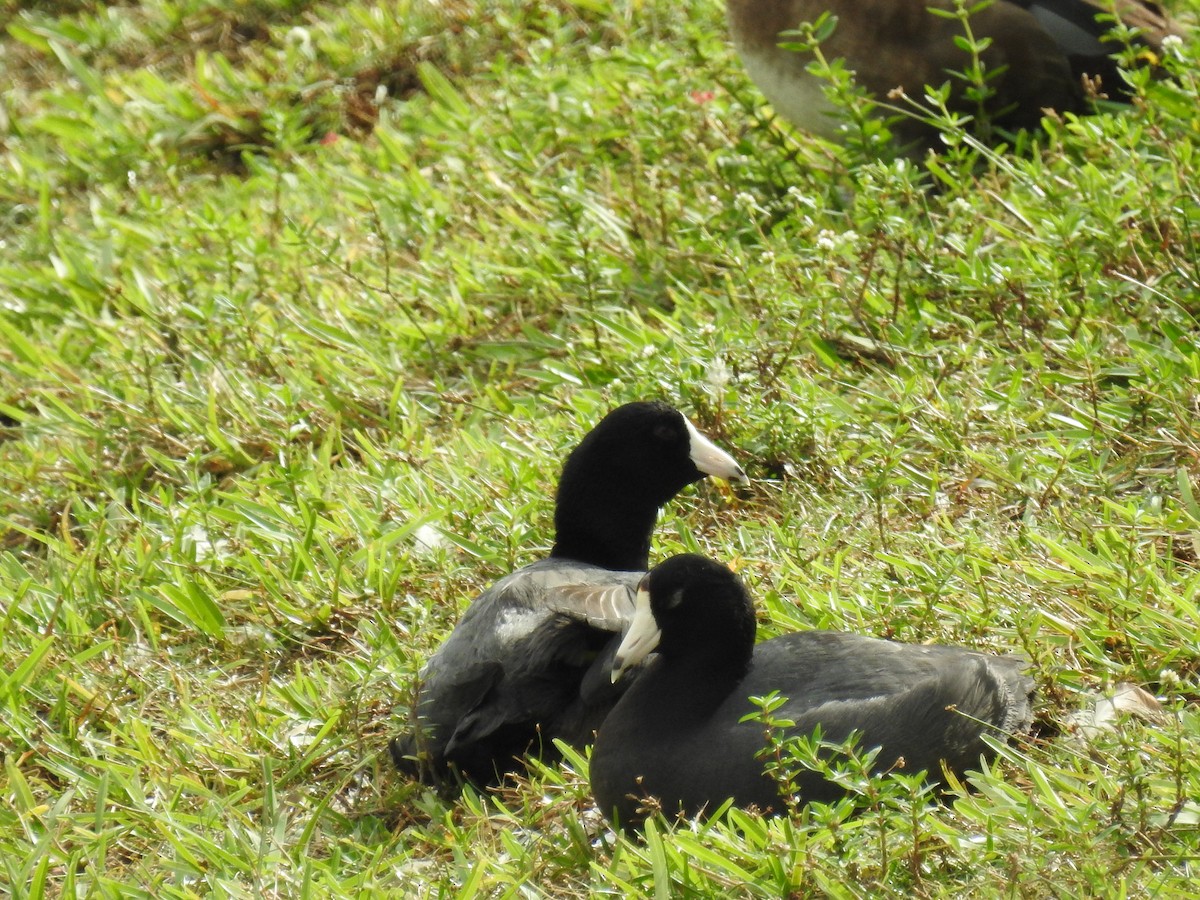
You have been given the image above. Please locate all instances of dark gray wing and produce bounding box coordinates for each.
[543,581,637,632]
[399,561,644,784]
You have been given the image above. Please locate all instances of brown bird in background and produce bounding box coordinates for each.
[726,0,1183,152]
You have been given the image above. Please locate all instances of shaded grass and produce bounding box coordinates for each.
[2,0,1200,895]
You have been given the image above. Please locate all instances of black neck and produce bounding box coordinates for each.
[550,491,657,571]
[619,656,746,738]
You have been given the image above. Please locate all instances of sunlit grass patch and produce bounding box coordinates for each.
[2,0,1199,894]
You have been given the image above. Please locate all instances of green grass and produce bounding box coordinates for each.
[2,0,1199,895]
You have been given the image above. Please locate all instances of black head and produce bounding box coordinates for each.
[560,402,744,507]
[551,403,745,571]
[612,554,757,681]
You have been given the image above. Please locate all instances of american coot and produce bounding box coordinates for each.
[591,554,1035,825]
[726,0,1181,151]
[391,403,748,786]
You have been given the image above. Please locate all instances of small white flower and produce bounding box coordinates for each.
[705,357,731,393]
[787,186,816,209]
[735,191,758,212]
[642,344,656,358]
[412,523,447,556]
[184,524,231,562]
[286,26,314,57]
[286,720,321,751]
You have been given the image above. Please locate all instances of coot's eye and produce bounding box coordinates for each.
[652,423,677,443]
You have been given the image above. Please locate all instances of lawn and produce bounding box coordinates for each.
[1,0,1199,896]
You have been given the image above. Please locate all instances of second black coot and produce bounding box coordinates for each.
[391,403,747,786]
[590,554,1035,825]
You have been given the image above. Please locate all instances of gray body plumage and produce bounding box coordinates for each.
[594,631,1033,822]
